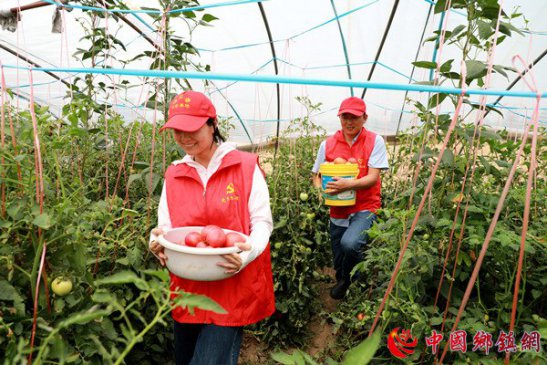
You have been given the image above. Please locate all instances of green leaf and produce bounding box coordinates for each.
[183,10,196,19]
[173,291,227,314]
[271,352,298,364]
[436,218,453,228]
[412,61,437,69]
[0,280,25,314]
[300,351,318,364]
[482,4,501,20]
[95,271,148,290]
[59,307,111,328]
[430,316,443,325]
[201,14,218,22]
[32,213,53,229]
[441,72,460,80]
[49,334,66,360]
[292,351,306,365]
[91,289,116,304]
[7,200,26,220]
[465,60,487,81]
[142,269,170,282]
[499,21,524,36]
[126,173,142,189]
[441,149,454,166]
[466,205,484,214]
[492,65,508,78]
[477,20,492,40]
[423,35,439,44]
[450,25,466,38]
[145,172,161,195]
[434,0,448,13]
[427,93,448,109]
[439,59,453,73]
[116,257,129,266]
[495,159,511,168]
[342,330,381,365]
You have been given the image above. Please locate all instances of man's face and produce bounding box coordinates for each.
[339,113,366,138]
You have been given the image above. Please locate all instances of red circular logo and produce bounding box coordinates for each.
[387,327,418,359]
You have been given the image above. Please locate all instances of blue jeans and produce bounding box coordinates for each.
[330,211,376,283]
[174,322,243,365]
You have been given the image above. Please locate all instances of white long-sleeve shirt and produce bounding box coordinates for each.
[149,143,273,266]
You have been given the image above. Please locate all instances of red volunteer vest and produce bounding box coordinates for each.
[325,128,382,218]
[165,150,275,326]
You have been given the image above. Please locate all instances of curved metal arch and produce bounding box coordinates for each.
[0,43,71,87]
[258,2,281,154]
[330,0,354,96]
[112,8,254,144]
[393,2,434,153]
[361,0,400,98]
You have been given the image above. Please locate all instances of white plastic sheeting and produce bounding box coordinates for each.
[1,0,546,144]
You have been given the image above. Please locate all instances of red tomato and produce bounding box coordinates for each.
[203,226,227,248]
[348,157,357,163]
[196,242,208,248]
[185,231,203,247]
[225,232,245,247]
[333,157,347,164]
[201,225,219,239]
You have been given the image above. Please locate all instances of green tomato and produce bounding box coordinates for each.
[299,193,309,201]
[51,277,73,296]
[306,213,315,220]
[423,234,430,240]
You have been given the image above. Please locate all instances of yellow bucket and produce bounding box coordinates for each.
[319,163,359,206]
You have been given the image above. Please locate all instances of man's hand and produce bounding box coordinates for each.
[325,176,355,195]
[150,228,168,266]
[218,241,252,274]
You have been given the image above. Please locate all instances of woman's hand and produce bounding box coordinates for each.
[325,176,355,195]
[217,241,252,274]
[150,228,168,266]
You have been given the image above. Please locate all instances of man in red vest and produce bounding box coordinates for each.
[312,97,389,299]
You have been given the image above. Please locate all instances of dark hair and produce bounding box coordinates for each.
[206,118,226,143]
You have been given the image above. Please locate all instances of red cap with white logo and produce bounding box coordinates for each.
[160,90,217,132]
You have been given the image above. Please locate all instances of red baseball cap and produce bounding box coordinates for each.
[337,97,366,116]
[160,90,217,132]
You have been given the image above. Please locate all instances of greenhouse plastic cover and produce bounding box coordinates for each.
[0,0,546,145]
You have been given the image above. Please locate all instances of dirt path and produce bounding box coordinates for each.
[239,267,339,364]
[307,270,338,358]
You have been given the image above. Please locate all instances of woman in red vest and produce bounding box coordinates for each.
[149,90,275,365]
[312,97,389,300]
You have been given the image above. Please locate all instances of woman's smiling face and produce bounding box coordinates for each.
[172,123,215,156]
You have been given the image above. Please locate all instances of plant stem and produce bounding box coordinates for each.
[113,301,171,365]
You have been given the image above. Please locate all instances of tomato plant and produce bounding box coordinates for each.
[253,97,332,347]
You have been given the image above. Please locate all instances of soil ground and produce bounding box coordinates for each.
[239,268,339,365]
